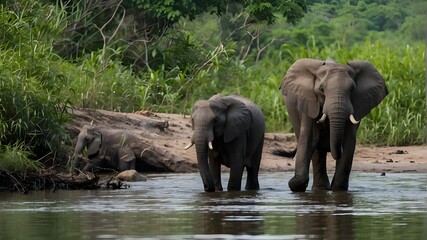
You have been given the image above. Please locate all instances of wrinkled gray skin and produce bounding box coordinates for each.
[72,125,140,174]
[280,58,388,192]
[187,93,265,192]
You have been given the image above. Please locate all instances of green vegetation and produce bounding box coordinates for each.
[0,0,425,172]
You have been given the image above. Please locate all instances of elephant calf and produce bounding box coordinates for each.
[185,93,265,192]
[72,125,142,174]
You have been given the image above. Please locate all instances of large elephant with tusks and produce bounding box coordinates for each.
[277,58,388,192]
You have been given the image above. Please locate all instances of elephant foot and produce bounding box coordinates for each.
[245,184,260,191]
[331,184,348,192]
[245,179,260,190]
[205,186,215,192]
[227,185,242,191]
[331,176,349,191]
[288,176,309,192]
[312,179,331,191]
[204,184,215,192]
[312,184,331,191]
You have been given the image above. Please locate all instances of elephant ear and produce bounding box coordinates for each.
[87,129,102,157]
[280,58,324,118]
[348,61,388,120]
[208,93,225,101]
[220,97,252,143]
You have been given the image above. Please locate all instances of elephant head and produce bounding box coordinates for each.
[281,58,388,160]
[73,125,103,172]
[185,94,252,192]
[73,125,139,173]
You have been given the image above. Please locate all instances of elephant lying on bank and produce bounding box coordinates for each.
[185,93,265,192]
[72,125,143,174]
[277,58,388,192]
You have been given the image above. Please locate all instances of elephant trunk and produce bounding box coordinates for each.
[193,127,215,192]
[327,94,350,160]
[72,138,85,174]
[195,141,215,192]
[329,117,345,160]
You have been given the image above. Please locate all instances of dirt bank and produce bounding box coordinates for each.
[69,108,427,174]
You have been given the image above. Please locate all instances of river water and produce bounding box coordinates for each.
[0,172,426,239]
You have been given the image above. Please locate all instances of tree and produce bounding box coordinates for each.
[50,0,307,70]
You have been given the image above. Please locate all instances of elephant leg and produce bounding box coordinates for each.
[227,136,246,191]
[245,139,263,190]
[209,150,223,191]
[245,166,259,190]
[119,160,135,171]
[118,151,136,171]
[72,155,85,174]
[331,124,358,191]
[311,149,331,190]
[116,146,136,171]
[228,162,244,191]
[82,157,103,172]
[288,115,314,192]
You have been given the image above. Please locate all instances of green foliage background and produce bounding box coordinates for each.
[0,0,426,171]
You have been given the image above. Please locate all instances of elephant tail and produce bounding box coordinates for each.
[272,148,297,158]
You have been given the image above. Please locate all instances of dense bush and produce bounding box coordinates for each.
[0,0,425,173]
[0,0,71,172]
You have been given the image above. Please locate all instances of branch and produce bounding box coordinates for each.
[240,29,261,61]
[256,37,275,63]
[95,0,124,50]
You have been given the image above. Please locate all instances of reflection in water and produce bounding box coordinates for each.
[0,173,426,239]
[194,191,264,236]
[294,191,354,240]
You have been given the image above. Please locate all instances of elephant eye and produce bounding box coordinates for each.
[319,86,324,93]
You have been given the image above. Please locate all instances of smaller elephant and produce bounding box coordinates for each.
[185,93,265,192]
[72,125,142,174]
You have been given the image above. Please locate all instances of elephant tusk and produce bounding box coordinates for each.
[317,113,327,124]
[349,114,360,124]
[208,141,213,150]
[184,142,194,150]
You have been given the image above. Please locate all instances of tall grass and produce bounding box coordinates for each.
[0,142,41,172]
[60,48,143,112]
[234,39,426,145]
[0,0,72,172]
[353,42,426,145]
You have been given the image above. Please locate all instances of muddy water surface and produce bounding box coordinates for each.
[0,172,426,239]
